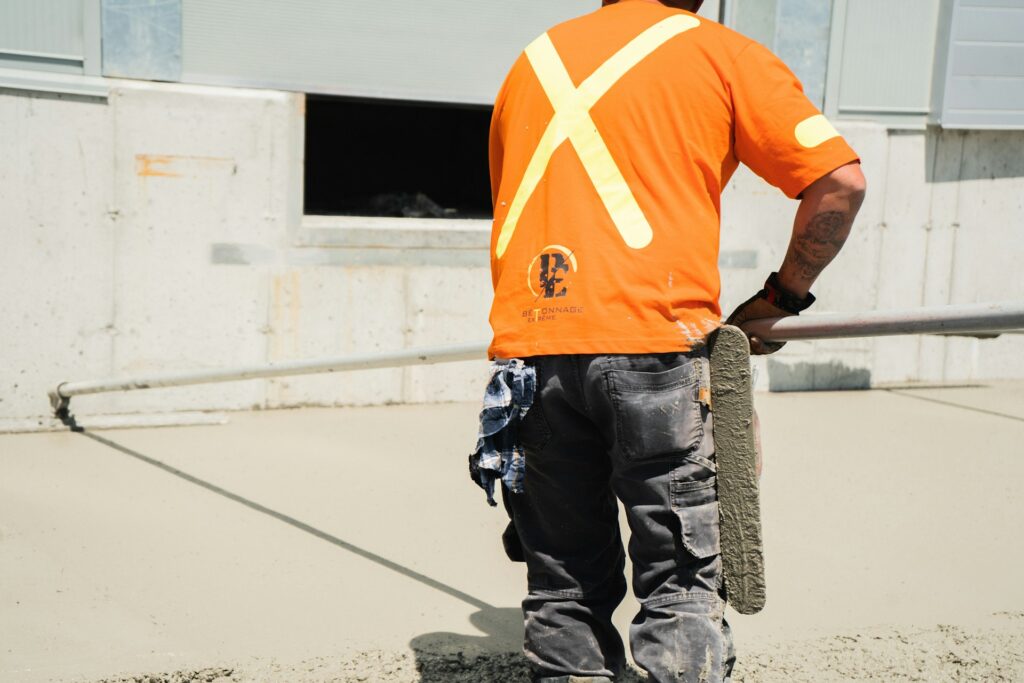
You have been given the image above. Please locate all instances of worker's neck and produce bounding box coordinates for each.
[604,0,699,11]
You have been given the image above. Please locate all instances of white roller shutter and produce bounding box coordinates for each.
[182,0,587,104]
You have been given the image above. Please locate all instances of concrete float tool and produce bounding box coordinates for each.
[702,302,1024,615]
[44,303,1024,608]
[708,325,764,615]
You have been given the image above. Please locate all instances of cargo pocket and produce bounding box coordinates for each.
[672,476,721,559]
[605,363,703,461]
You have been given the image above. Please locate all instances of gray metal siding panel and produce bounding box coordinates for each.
[955,3,1024,39]
[699,0,723,22]
[941,0,1024,128]
[945,75,1024,109]
[0,0,84,58]
[952,44,1024,77]
[0,0,85,73]
[732,0,778,48]
[725,0,831,109]
[774,0,832,109]
[101,0,182,81]
[960,0,1024,6]
[180,0,584,104]
[834,0,940,116]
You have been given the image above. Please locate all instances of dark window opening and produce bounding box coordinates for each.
[305,96,493,219]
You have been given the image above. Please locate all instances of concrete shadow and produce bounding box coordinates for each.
[81,429,554,680]
[77,429,493,611]
[926,127,1024,183]
[409,608,649,682]
[885,389,1024,423]
[767,359,871,392]
[409,607,528,682]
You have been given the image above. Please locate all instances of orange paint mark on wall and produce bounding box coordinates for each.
[135,154,235,178]
[136,154,181,177]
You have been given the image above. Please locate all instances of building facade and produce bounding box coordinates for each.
[2,0,1022,426]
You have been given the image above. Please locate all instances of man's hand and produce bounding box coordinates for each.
[725,294,793,355]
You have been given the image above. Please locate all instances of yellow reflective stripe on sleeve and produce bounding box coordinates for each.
[794,114,840,148]
[494,15,701,259]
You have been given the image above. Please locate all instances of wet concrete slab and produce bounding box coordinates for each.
[1,385,1022,681]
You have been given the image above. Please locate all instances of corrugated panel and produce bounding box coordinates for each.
[835,0,940,116]
[181,0,585,104]
[940,0,1024,128]
[0,0,84,71]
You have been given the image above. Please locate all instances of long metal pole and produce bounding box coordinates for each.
[53,342,487,401]
[742,302,1024,342]
[51,303,1024,405]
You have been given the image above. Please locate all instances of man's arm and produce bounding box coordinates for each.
[778,162,866,297]
[727,162,866,354]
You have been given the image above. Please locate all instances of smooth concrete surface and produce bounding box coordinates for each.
[2,383,1023,681]
[3,78,1024,424]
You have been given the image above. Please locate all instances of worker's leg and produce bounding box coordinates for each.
[507,354,627,682]
[587,352,735,683]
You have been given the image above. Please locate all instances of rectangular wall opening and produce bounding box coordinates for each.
[304,96,493,219]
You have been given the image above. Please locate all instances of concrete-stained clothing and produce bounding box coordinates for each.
[468,359,537,506]
[487,1,859,359]
[509,352,734,683]
[482,1,858,679]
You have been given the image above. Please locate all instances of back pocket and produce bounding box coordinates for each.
[605,363,703,461]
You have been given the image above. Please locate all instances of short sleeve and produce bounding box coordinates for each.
[730,42,859,199]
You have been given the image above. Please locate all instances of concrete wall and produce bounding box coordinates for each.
[724,124,1024,391]
[2,80,1023,426]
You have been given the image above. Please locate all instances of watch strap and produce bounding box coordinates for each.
[760,272,815,314]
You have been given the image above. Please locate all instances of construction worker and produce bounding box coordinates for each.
[470,0,866,680]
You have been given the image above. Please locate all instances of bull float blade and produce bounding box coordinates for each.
[709,325,765,615]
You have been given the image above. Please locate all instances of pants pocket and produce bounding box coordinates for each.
[518,360,552,454]
[518,402,552,453]
[672,475,721,559]
[605,363,703,461]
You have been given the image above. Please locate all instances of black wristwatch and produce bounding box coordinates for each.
[759,272,815,314]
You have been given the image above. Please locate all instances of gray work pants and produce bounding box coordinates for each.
[505,352,735,682]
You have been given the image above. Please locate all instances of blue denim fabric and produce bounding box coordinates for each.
[469,359,537,506]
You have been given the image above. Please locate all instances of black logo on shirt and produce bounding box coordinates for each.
[528,245,578,300]
[539,253,569,298]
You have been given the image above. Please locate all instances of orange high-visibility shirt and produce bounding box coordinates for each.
[488,0,859,359]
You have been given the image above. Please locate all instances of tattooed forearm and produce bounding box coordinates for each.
[781,210,851,282]
[772,162,865,295]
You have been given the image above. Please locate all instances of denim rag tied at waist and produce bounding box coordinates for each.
[468,358,536,506]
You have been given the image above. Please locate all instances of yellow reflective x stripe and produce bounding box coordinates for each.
[495,15,701,259]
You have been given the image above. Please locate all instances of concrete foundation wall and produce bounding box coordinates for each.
[1,80,1022,424]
